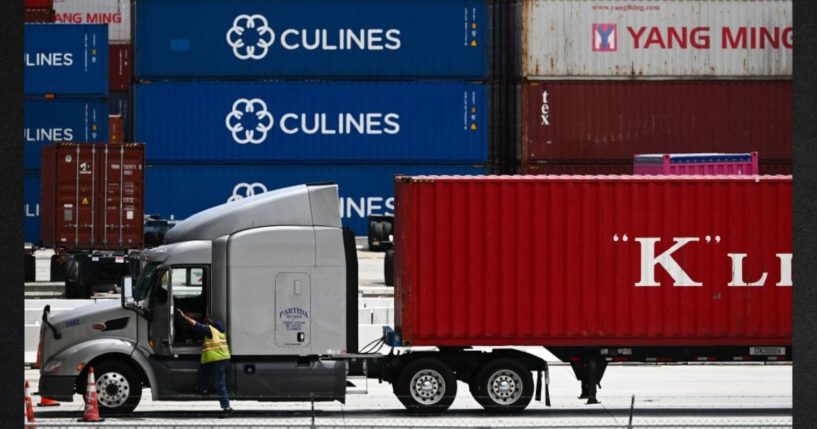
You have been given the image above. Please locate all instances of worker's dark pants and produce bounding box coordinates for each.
[197,360,230,409]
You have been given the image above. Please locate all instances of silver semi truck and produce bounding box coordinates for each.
[37,183,549,415]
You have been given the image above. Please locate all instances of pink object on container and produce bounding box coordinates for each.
[634,152,759,175]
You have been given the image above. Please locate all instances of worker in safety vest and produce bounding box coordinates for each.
[176,309,233,414]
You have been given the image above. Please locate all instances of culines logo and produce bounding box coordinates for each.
[592,23,617,52]
[228,182,269,203]
[225,98,275,144]
[226,14,275,60]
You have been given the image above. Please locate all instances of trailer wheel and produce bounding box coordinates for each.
[471,359,533,412]
[384,249,395,286]
[394,358,457,413]
[81,361,142,416]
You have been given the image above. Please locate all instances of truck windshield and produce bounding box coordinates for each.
[133,262,160,301]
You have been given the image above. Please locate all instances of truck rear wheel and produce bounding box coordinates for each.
[471,358,533,412]
[394,358,457,413]
[82,361,142,416]
[384,249,395,286]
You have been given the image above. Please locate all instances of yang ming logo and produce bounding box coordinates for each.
[228,182,268,203]
[226,14,275,60]
[593,24,617,52]
[225,98,275,144]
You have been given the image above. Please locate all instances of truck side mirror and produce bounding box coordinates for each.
[122,276,134,307]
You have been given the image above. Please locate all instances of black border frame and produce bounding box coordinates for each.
[0,0,24,426]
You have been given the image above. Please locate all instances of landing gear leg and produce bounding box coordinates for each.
[570,350,608,405]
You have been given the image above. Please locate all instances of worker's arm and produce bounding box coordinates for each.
[176,309,197,327]
[176,309,211,337]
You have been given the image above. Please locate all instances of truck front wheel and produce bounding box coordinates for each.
[81,361,142,416]
[471,358,533,412]
[394,358,457,413]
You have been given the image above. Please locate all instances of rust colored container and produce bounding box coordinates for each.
[108,115,124,143]
[25,0,53,8]
[525,162,634,175]
[41,143,144,250]
[25,8,56,22]
[759,163,792,175]
[109,43,131,91]
[521,80,792,163]
[394,175,792,347]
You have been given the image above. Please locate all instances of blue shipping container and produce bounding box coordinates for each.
[25,173,41,244]
[146,164,485,235]
[134,0,487,79]
[136,81,488,164]
[25,99,109,170]
[25,24,108,97]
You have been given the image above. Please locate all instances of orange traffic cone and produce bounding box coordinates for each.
[37,396,60,407]
[78,367,104,422]
[24,380,36,429]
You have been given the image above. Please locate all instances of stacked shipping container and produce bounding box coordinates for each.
[133,0,493,234]
[519,0,792,174]
[24,23,110,243]
[24,0,55,23]
[24,0,134,245]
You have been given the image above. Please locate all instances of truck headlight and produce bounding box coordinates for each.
[42,360,62,373]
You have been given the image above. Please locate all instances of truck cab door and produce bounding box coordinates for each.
[148,269,173,357]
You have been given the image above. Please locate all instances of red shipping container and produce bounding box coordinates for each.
[24,8,56,22]
[24,0,53,8]
[760,163,793,175]
[394,175,792,347]
[523,162,790,176]
[521,80,792,163]
[633,153,758,176]
[108,115,124,143]
[109,43,131,91]
[524,162,633,175]
[41,143,144,250]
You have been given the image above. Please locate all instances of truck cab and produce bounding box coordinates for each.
[38,183,359,414]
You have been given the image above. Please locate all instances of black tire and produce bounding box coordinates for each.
[384,249,395,287]
[81,361,142,416]
[50,255,67,282]
[64,280,79,299]
[382,219,393,242]
[471,358,533,413]
[367,220,376,251]
[394,358,457,413]
[372,221,385,251]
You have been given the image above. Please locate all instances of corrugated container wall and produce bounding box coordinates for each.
[524,162,790,176]
[109,115,124,142]
[521,80,791,164]
[134,0,488,79]
[25,0,53,8]
[109,44,131,91]
[24,24,108,97]
[633,153,758,176]
[394,176,792,347]
[109,91,130,141]
[53,0,131,42]
[41,143,144,250]
[135,81,488,164]
[25,99,109,170]
[522,0,791,78]
[25,9,56,23]
[24,173,41,244]
[146,164,485,236]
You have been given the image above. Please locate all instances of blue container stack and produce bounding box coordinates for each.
[134,0,489,234]
[24,24,110,243]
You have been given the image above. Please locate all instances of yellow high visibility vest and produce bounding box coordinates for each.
[201,325,231,364]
